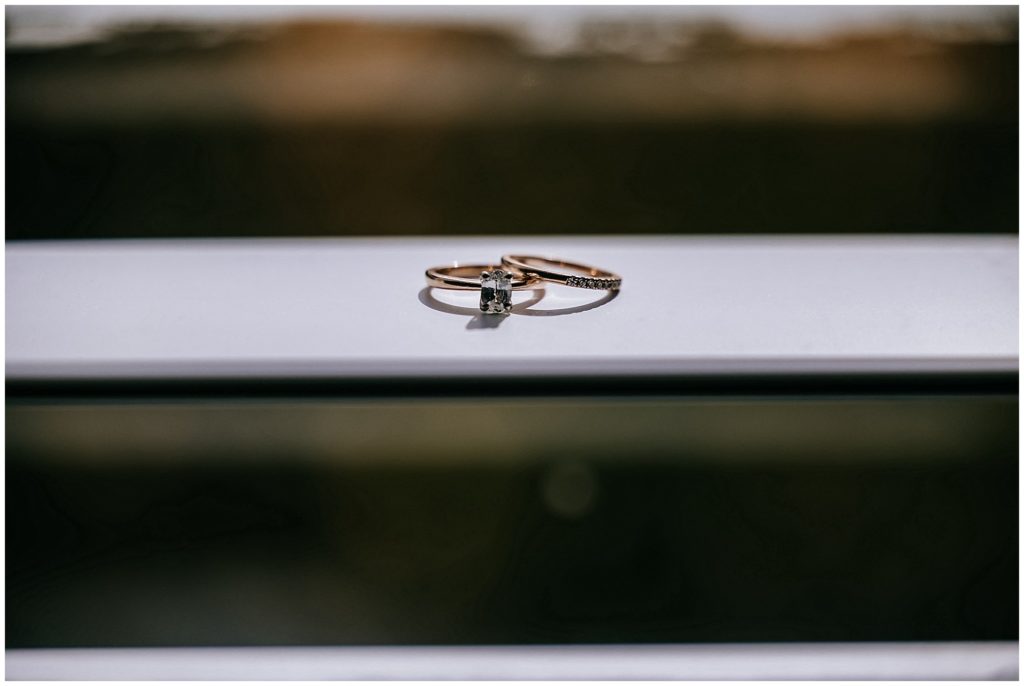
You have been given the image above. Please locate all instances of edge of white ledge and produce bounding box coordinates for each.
[5,354,1019,381]
[6,642,1019,680]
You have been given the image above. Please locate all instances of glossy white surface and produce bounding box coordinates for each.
[6,236,1017,379]
[6,642,1018,680]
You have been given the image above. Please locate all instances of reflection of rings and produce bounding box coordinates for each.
[424,264,538,290]
[501,255,622,290]
[425,264,541,315]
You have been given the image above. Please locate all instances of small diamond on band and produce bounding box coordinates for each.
[565,275,621,290]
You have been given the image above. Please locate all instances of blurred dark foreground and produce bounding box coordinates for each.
[7,397,1017,647]
[6,11,1018,239]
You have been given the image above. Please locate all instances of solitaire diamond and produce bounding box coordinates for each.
[480,269,512,314]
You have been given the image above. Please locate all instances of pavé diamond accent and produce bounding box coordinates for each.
[565,275,621,290]
[480,269,513,314]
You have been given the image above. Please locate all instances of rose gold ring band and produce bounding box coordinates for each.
[500,254,622,290]
[425,264,540,290]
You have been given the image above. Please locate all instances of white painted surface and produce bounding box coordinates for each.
[6,236,1017,379]
[6,642,1018,680]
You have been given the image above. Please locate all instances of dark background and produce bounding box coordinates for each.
[6,7,1018,239]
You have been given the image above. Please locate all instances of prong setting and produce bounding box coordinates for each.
[480,269,512,314]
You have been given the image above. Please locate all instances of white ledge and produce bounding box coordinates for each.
[6,642,1019,680]
[7,236,1018,380]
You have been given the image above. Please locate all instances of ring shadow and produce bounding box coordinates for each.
[517,288,619,316]
[417,287,617,328]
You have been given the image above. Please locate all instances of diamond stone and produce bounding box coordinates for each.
[480,269,512,314]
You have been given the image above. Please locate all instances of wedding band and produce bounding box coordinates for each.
[501,255,622,290]
[425,264,539,290]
